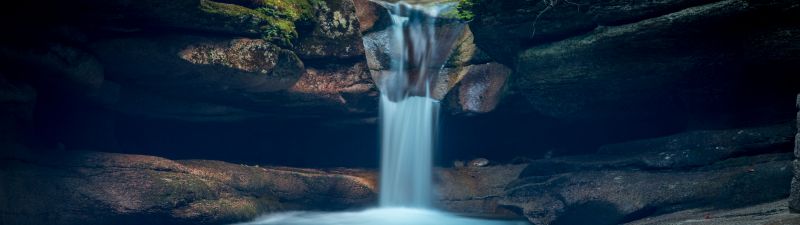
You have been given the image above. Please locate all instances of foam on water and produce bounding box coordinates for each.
[235,208,526,225]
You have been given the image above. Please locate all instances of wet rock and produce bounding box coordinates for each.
[443,62,511,113]
[504,153,794,225]
[0,151,377,225]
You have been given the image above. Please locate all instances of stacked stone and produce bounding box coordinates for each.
[791,93,800,212]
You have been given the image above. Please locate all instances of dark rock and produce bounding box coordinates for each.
[599,123,795,169]
[623,199,800,225]
[467,0,725,65]
[78,0,278,37]
[510,0,800,124]
[0,151,377,225]
[791,93,800,212]
[89,35,329,120]
[0,43,104,93]
[0,75,36,151]
[519,124,795,178]
[505,153,794,225]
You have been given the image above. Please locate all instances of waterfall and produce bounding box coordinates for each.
[377,1,457,208]
[236,1,523,224]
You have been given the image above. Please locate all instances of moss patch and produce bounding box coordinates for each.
[454,0,481,21]
[200,0,322,46]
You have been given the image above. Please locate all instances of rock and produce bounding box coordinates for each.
[0,43,104,92]
[0,75,36,151]
[89,35,346,120]
[81,0,277,37]
[352,0,391,33]
[509,0,800,124]
[599,123,795,169]
[518,124,795,178]
[0,151,377,225]
[293,0,365,59]
[443,62,511,113]
[466,0,798,65]
[504,153,794,225]
[468,158,490,167]
[435,164,527,218]
[288,61,378,114]
[623,199,800,225]
[791,93,800,212]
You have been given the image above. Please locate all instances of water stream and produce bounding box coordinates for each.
[236,1,523,224]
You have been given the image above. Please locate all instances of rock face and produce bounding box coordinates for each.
[0,151,377,225]
[623,199,800,225]
[791,94,800,212]
[505,153,793,225]
[461,0,800,136]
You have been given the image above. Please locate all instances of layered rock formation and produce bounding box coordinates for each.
[466,0,800,128]
[4,123,798,225]
[791,94,800,212]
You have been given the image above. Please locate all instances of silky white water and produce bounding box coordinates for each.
[235,1,522,224]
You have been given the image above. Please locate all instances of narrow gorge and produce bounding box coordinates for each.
[0,0,799,225]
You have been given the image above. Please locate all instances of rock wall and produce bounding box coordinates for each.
[791,94,800,212]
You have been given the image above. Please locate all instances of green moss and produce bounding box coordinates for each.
[199,0,323,46]
[455,0,481,21]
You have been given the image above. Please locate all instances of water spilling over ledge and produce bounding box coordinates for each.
[235,0,520,224]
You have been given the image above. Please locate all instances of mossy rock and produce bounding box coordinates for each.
[90,0,322,46]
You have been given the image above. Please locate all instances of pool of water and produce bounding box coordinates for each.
[234,208,527,225]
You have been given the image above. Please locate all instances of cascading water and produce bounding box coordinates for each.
[378,1,454,208]
[236,1,522,224]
